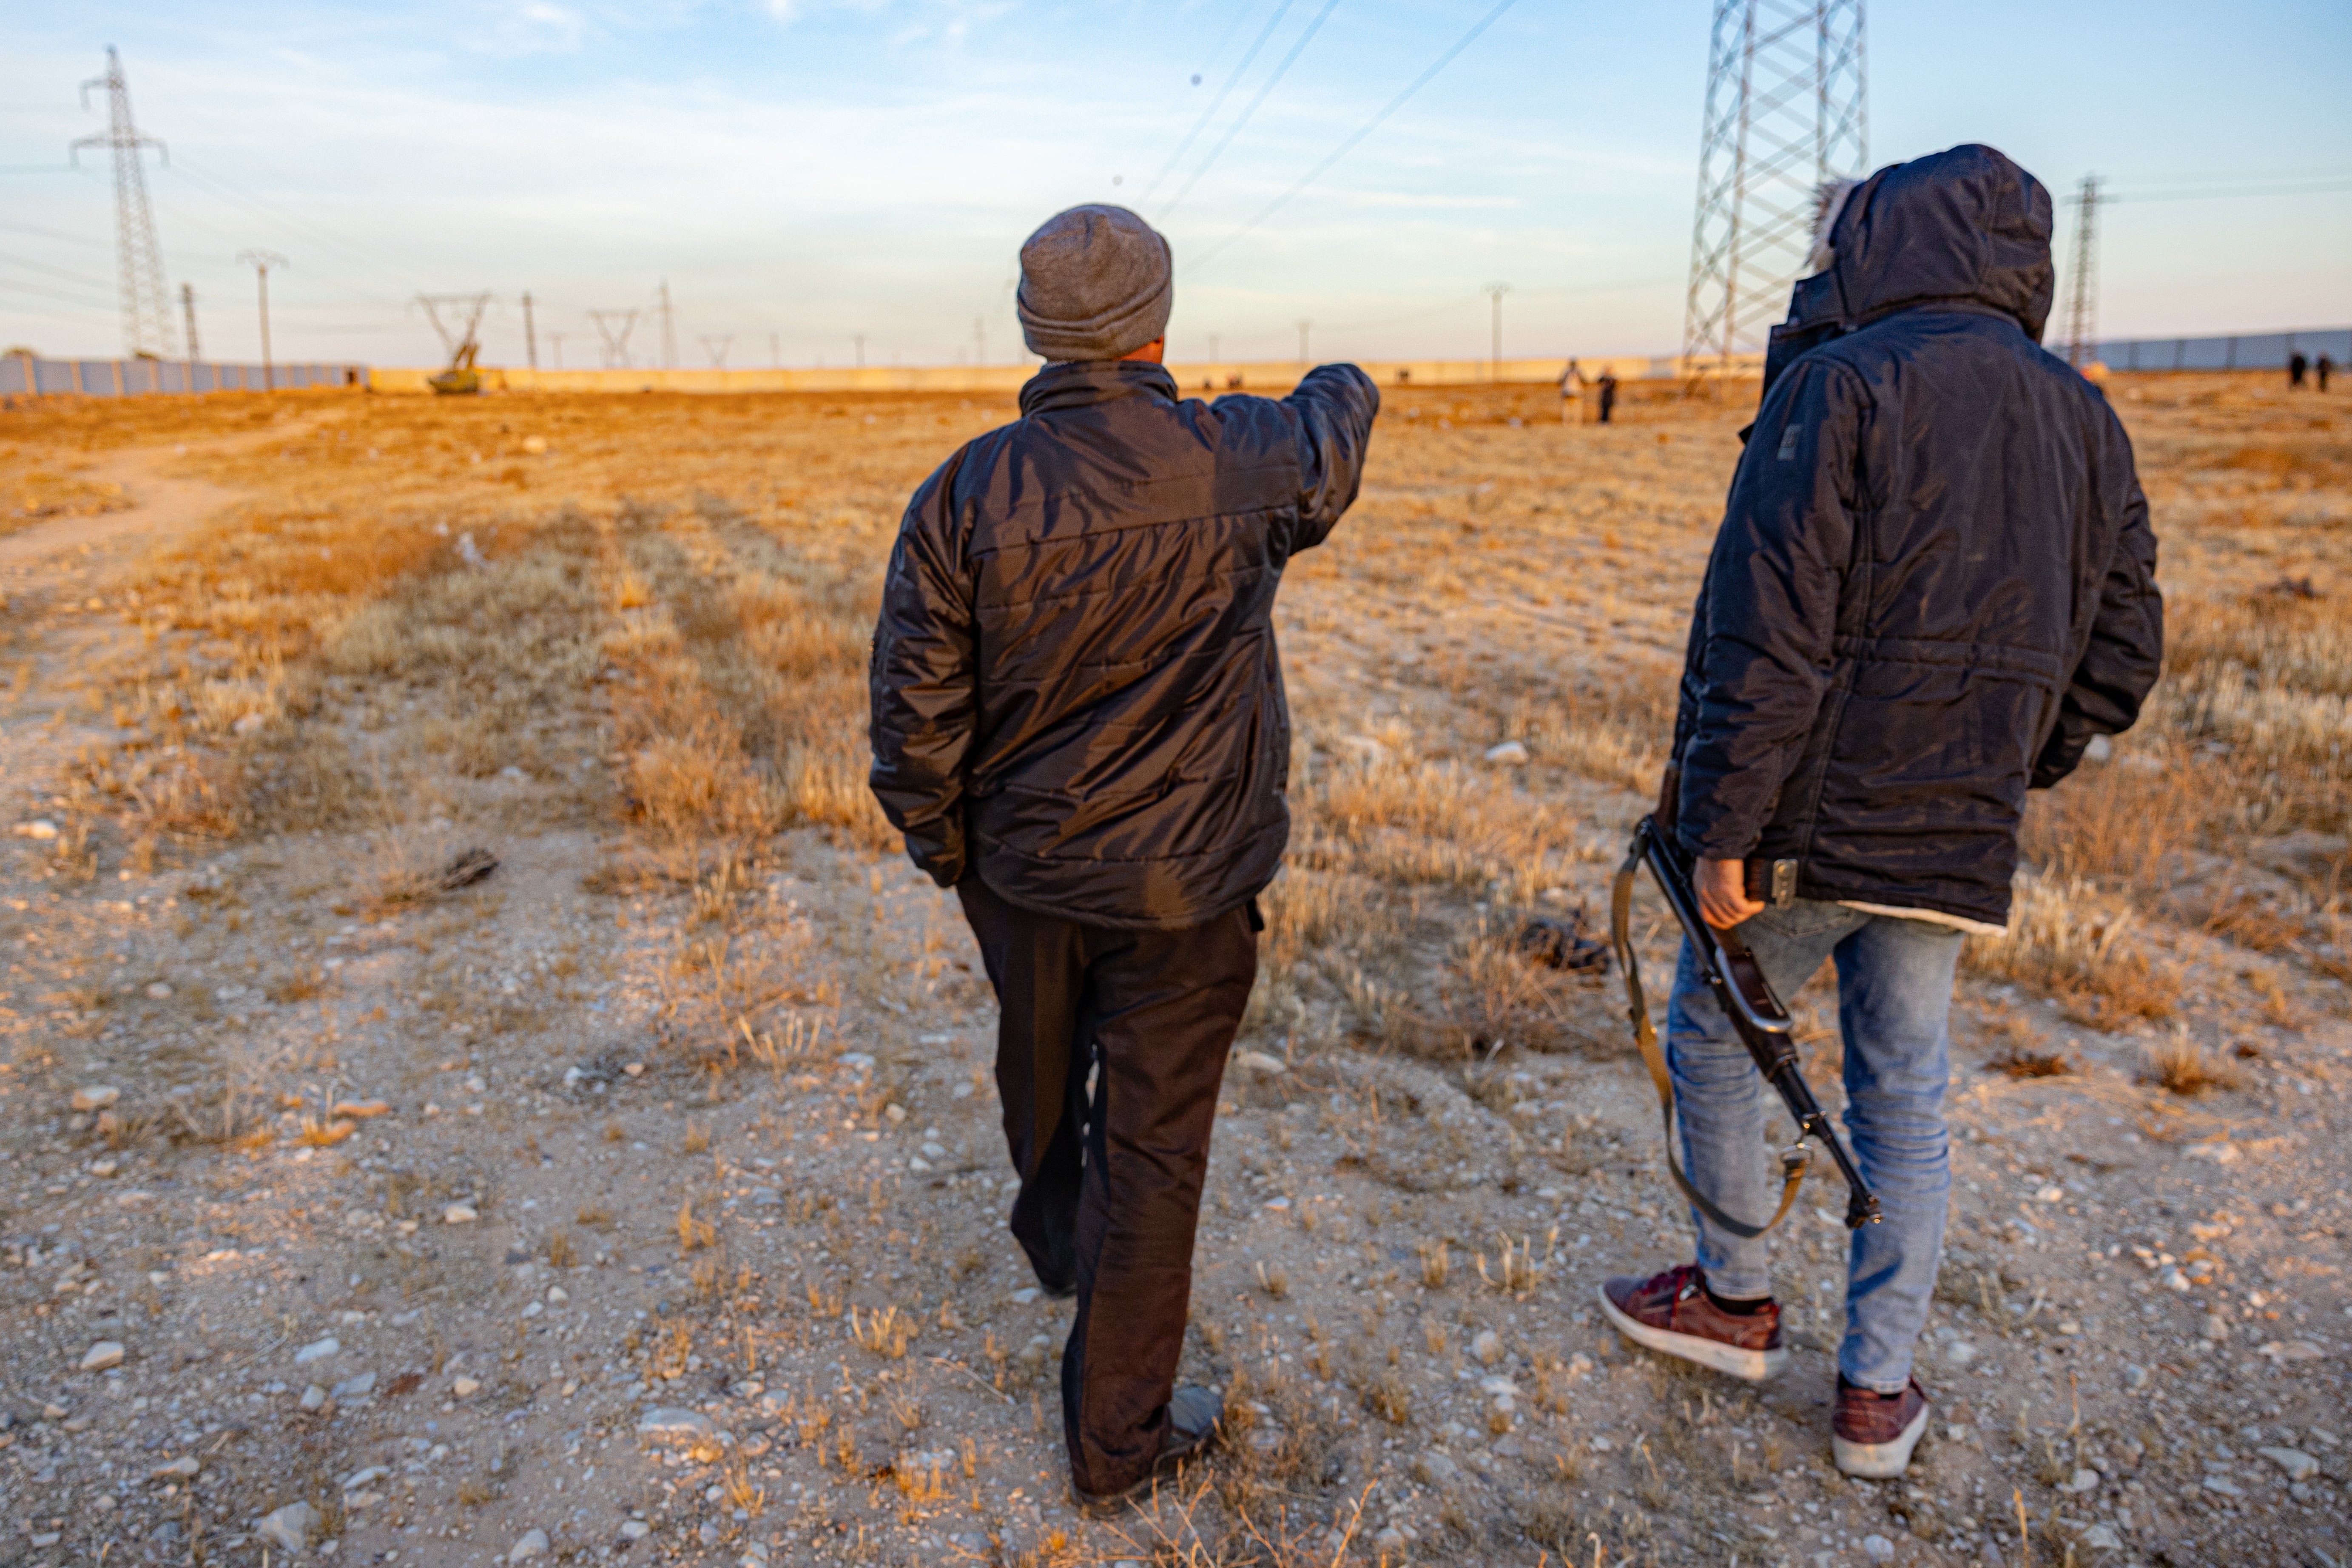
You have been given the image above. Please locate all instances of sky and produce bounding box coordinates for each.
[3,0,2347,370]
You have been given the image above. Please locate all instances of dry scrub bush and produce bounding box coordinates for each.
[1964,871,2181,1029]
[2144,1031,2243,1096]
[2019,751,2207,887]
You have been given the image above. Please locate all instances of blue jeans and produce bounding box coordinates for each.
[1664,899,1962,1393]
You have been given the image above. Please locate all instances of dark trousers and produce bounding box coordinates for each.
[956,877,1258,1497]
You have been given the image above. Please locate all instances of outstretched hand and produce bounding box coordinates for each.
[1697,857,1765,930]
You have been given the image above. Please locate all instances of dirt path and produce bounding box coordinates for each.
[0,422,299,578]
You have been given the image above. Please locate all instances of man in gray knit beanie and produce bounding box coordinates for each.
[1015,204,1173,362]
[871,201,1379,1517]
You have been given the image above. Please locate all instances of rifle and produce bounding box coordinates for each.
[1608,815,1882,1235]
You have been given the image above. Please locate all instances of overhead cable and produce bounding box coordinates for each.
[1161,0,1345,219]
[1185,0,1521,274]
[0,275,119,310]
[163,156,424,296]
[2105,179,2352,203]
[1138,0,1300,204]
[0,220,112,250]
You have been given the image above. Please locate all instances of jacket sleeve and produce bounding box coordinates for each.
[1675,359,1869,861]
[1282,363,1380,551]
[867,456,977,887]
[2031,458,2162,788]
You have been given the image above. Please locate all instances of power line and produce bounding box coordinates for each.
[0,275,120,310]
[0,220,110,250]
[1161,0,1345,219]
[0,249,122,289]
[1126,0,1257,189]
[2107,165,2352,186]
[145,190,411,315]
[1205,273,1679,355]
[1139,0,1300,203]
[162,155,424,297]
[1184,0,1521,274]
[2105,179,2352,203]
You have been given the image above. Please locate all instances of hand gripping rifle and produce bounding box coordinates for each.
[1608,816,1882,1235]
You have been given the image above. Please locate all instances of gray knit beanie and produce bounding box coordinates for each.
[1016,205,1173,362]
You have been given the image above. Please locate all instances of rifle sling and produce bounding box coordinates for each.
[1609,840,1807,1241]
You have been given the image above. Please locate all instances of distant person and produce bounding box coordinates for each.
[1596,370,1620,424]
[1559,357,1587,424]
[2317,353,2334,393]
[868,204,1379,1516]
[2289,349,2308,389]
[1598,144,2160,1481]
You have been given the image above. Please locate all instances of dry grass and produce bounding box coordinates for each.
[2143,1032,2244,1097]
[1964,871,2183,1029]
[1,372,2341,1568]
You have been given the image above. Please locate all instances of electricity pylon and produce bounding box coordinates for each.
[70,46,178,359]
[1682,0,1867,372]
[242,251,289,389]
[1483,282,1511,380]
[700,335,733,368]
[416,293,493,367]
[2061,175,2104,369]
[589,310,640,368]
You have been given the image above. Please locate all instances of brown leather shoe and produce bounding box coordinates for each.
[1832,1376,1932,1478]
[1597,1264,1786,1382]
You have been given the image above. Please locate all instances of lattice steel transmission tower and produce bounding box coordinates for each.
[2061,175,2104,368]
[1682,1,1867,373]
[70,46,179,360]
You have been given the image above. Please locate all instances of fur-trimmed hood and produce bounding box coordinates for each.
[1764,143,2055,397]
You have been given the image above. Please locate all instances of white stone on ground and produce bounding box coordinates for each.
[257,1500,318,1552]
[2258,1446,2319,1481]
[637,1408,715,1442]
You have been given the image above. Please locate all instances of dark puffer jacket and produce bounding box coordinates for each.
[868,359,1379,929]
[1670,143,2163,928]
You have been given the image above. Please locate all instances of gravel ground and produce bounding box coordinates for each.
[0,381,2344,1568]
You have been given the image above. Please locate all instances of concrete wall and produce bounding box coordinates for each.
[361,352,1767,397]
[2091,327,2350,373]
[1,353,366,396]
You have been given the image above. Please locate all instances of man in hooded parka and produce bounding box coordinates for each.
[1594,145,2162,1478]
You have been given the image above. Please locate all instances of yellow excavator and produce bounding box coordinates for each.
[418,293,491,395]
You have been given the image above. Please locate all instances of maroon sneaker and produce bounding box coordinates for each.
[1597,1264,1786,1382]
[1833,1376,1932,1478]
